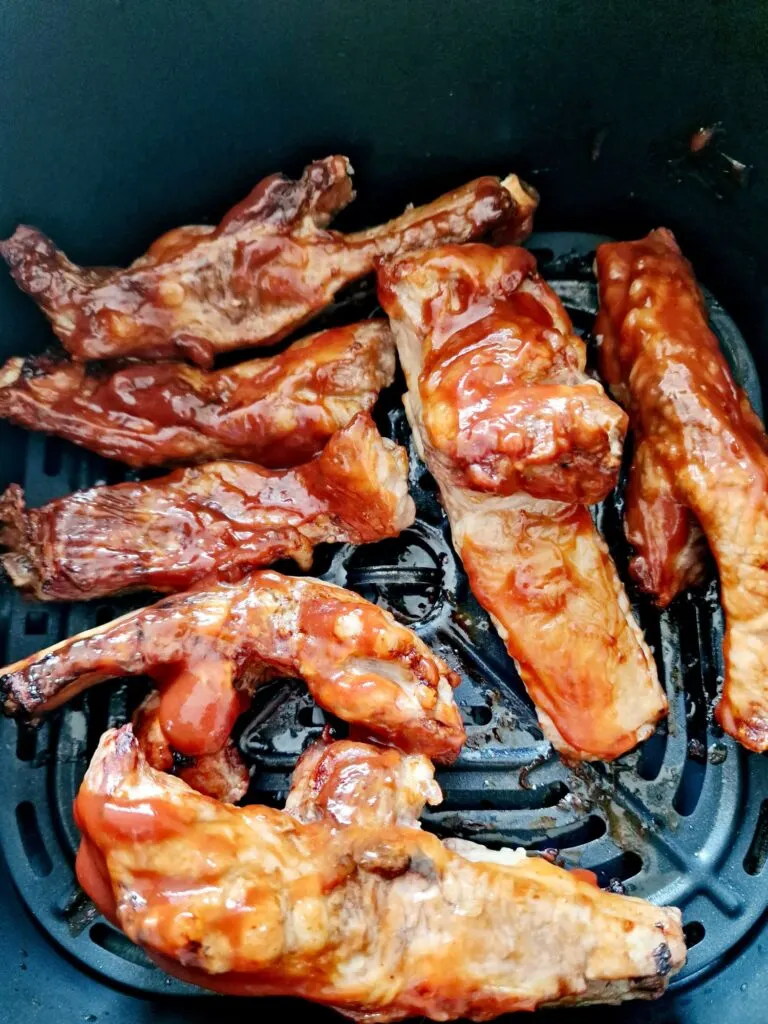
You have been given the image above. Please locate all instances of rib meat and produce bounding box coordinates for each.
[133,691,250,804]
[595,228,768,752]
[392,245,627,503]
[74,726,685,1020]
[0,411,415,600]
[378,244,666,761]
[0,320,394,468]
[0,570,464,763]
[285,734,443,829]
[1,156,537,366]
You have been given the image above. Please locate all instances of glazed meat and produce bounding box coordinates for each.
[379,244,666,761]
[74,726,685,1020]
[596,228,768,752]
[133,692,250,804]
[284,735,442,829]
[1,156,537,366]
[0,570,464,763]
[623,435,708,605]
[0,320,394,468]
[0,411,414,601]
[393,245,628,503]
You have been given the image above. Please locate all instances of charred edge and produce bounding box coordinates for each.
[0,672,14,715]
[0,654,63,717]
[20,349,71,381]
[0,671,34,718]
[0,483,28,547]
[652,942,673,978]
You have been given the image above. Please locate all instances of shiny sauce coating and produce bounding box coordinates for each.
[596,228,768,752]
[380,244,626,503]
[0,320,395,468]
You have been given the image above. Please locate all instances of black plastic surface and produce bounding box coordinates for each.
[1,234,767,1023]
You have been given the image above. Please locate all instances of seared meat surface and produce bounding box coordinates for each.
[1,156,536,365]
[0,411,414,600]
[0,320,394,468]
[379,244,665,761]
[596,228,768,752]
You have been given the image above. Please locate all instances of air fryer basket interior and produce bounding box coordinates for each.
[2,3,768,1023]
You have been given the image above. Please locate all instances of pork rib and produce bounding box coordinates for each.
[0,320,394,468]
[0,411,414,600]
[378,244,665,761]
[132,691,250,804]
[285,735,443,829]
[74,726,685,1020]
[1,156,537,366]
[0,570,464,763]
[596,228,768,752]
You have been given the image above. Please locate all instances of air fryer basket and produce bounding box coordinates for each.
[3,3,768,1022]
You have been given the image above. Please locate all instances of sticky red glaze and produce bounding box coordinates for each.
[132,692,250,803]
[596,228,768,752]
[0,158,523,365]
[70,727,686,1016]
[75,837,118,923]
[378,241,665,762]
[0,411,414,601]
[159,665,244,755]
[379,244,626,503]
[75,787,193,845]
[458,503,662,761]
[0,570,465,763]
[569,868,599,887]
[0,320,394,468]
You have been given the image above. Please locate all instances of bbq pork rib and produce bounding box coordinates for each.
[596,228,768,752]
[379,244,666,761]
[0,320,394,468]
[0,411,415,601]
[0,570,464,763]
[1,155,538,366]
[132,691,250,804]
[75,726,685,1020]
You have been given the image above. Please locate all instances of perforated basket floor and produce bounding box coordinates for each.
[1,233,767,1017]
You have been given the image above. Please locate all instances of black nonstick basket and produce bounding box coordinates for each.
[3,3,768,1022]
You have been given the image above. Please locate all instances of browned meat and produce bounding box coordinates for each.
[132,692,250,804]
[596,228,768,752]
[285,735,442,828]
[378,243,665,761]
[1,156,536,366]
[384,245,627,502]
[74,726,685,1019]
[0,320,394,468]
[0,411,414,600]
[0,570,464,763]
